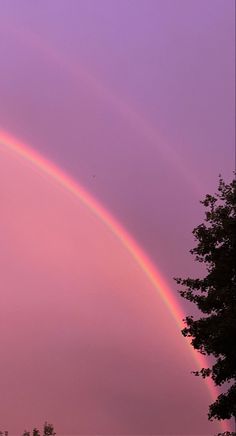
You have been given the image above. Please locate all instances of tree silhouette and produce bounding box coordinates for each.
[43,422,56,436]
[175,177,236,432]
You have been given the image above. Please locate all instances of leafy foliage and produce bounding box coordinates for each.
[216,432,236,436]
[1,422,56,436]
[43,423,56,436]
[175,177,236,424]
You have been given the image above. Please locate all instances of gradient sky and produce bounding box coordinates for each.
[0,1,235,434]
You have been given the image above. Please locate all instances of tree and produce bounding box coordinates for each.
[175,177,236,431]
[43,422,56,436]
[33,429,40,436]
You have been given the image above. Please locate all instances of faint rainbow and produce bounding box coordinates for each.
[0,128,230,433]
[0,23,204,196]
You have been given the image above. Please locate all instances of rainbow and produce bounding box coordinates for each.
[0,23,203,196]
[0,128,230,433]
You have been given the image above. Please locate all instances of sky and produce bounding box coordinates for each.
[0,1,235,434]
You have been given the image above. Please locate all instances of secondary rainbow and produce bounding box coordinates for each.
[0,128,229,433]
[0,23,203,196]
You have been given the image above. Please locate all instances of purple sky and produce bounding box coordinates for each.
[0,1,235,434]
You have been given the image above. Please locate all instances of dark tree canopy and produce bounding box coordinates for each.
[175,177,236,426]
[43,423,56,436]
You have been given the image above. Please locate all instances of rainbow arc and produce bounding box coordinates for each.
[0,128,229,433]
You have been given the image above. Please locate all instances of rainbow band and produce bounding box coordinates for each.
[0,129,229,432]
[0,129,182,325]
[0,23,202,196]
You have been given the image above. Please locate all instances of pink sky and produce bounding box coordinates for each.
[0,1,235,434]
[0,144,223,434]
